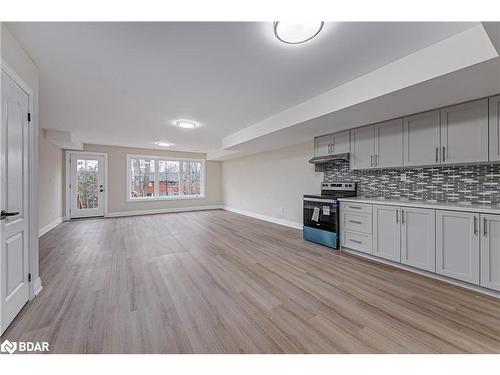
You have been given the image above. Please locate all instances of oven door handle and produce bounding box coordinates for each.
[303,198,337,204]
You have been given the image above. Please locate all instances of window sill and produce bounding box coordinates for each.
[127,195,206,203]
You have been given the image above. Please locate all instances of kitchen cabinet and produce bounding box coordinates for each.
[339,199,500,296]
[374,118,403,168]
[373,205,401,262]
[314,131,350,157]
[403,110,441,167]
[480,214,500,291]
[489,95,500,162]
[350,125,374,170]
[340,202,372,254]
[440,99,489,164]
[331,131,350,155]
[314,134,331,157]
[400,207,436,272]
[436,210,480,284]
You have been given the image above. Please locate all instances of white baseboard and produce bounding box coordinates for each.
[223,206,302,230]
[38,217,63,237]
[106,205,223,218]
[33,277,43,297]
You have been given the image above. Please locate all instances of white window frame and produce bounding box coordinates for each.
[126,154,206,202]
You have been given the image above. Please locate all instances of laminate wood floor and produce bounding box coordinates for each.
[2,210,500,353]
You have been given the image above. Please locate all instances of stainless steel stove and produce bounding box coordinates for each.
[303,182,357,248]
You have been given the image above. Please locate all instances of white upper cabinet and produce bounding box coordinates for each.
[489,95,500,162]
[373,205,401,262]
[314,130,350,157]
[350,125,374,170]
[331,130,350,154]
[480,214,500,292]
[403,110,441,167]
[314,134,331,157]
[436,210,480,285]
[400,207,436,272]
[440,99,489,164]
[374,118,403,169]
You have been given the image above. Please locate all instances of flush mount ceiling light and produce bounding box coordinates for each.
[273,21,324,44]
[176,120,198,129]
[155,141,174,147]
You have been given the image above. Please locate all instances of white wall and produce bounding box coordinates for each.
[39,129,63,233]
[222,141,322,227]
[1,23,41,287]
[63,144,223,216]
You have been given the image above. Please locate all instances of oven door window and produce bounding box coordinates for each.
[303,201,337,232]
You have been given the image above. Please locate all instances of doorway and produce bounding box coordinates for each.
[0,68,32,334]
[67,152,107,219]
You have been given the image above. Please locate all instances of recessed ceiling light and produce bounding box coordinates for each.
[273,22,324,44]
[176,120,198,129]
[155,141,174,147]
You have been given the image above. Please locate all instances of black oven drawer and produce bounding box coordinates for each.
[303,200,337,232]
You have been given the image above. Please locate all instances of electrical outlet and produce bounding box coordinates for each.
[400,173,407,182]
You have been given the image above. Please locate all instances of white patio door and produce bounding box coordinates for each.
[1,70,31,334]
[70,154,105,218]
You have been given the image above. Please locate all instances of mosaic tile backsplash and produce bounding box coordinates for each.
[324,162,500,205]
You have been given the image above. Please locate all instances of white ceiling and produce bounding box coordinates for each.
[6,21,482,153]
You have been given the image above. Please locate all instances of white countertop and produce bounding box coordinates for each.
[337,197,500,215]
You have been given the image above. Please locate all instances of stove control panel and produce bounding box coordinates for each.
[321,182,356,191]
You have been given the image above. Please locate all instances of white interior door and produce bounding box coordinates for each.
[70,154,105,218]
[1,70,31,334]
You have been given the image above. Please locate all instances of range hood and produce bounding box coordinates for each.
[308,152,350,165]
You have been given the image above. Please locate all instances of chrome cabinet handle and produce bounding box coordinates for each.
[370,155,373,167]
[474,216,478,235]
[435,147,439,163]
[484,217,488,236]
[401,209,405,224]
[349,220,362,224]
[396,210,399,223]
[442,146,446,162]
[348,206,362,210]
[350,239,362,244]
[374,154,378,166]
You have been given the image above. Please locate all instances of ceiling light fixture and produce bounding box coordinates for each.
[273,21,324,44]
[176,120,198,129]
[155,141,174,147]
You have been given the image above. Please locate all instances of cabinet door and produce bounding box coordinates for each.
[440,99,488,164]
[314,135,332,157]
[350,126,374,170]
[489,95,500,162]
[331,130,350,154]
[401,208,436,272]
[403,110,441,167]
[436,210,479,284]
[480,214,500,291]
[373,205,401,262]
[374,118,403,168]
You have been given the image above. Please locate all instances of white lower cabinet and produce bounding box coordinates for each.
[436,210,480,285]
[373,205,401,262]
[401,207,436,272]
[340,202,499,295]
[480,214,500,291]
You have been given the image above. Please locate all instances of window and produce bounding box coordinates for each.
[128,155,204,201]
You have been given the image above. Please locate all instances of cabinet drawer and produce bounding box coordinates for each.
[340,202,372,214]
[341,211,372,234]
[342,230,372,254]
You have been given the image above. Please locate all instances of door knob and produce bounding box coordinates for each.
[1,210,19,220]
